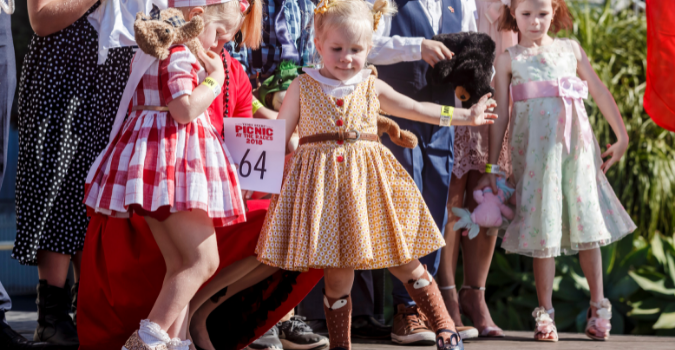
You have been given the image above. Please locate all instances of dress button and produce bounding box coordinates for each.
[336,120,344,126]
[337,140,344,145]
[336,99,344,107]
[337,155,344,162]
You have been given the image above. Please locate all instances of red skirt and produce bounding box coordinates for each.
[77,200,323,350]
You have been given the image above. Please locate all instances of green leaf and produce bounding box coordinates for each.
[628,298,662,320]
[611,309,626,334]
[570,269,590,292]
[651,234,667,266]
[606,274,640,301]
[492,252,514,276]
[629,271,675,299]
[653,303,675,329]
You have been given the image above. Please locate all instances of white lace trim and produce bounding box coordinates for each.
[302,68,372,98]
[167,338,192,350]
[139,319,170,345]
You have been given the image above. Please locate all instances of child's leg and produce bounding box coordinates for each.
[323,268,355,350]
[189,263,278,350]
[578,248,609,337]
[389,260,460,349]
[188,256,261,320]
[533,257,556,341]
[144,210,220,339]
[438,173,467,325]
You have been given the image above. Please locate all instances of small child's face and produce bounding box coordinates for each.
[315,26,371,81]
[513,0,553,41]
[199,17,243,54]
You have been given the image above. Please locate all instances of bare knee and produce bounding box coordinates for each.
[323,268,354,297]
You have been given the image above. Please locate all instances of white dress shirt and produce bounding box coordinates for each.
[367,0,477,65]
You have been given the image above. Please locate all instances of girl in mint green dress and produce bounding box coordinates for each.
[480,0,635,343]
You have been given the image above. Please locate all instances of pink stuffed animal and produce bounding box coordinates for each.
[452,177,515,239]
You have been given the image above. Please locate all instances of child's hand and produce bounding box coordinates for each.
[476,172,498,194]
[467,93,498,126]
[199,50,225,86]
[600,138,628,174]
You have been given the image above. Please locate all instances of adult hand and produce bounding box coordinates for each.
[199,50,225,86]
[600,138,629,174]
[467,93,498,126]
[421,39,454,68]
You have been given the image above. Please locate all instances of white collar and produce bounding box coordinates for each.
[303,68,372,87]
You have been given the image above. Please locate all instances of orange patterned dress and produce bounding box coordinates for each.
[255,73,446,271]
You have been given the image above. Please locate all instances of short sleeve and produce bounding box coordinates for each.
[159,46,202,104]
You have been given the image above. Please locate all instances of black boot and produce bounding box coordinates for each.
[1,321,56,350]
[34,280,79,349]
[70,283,78,326]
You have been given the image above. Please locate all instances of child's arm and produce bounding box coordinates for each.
[168,51,225,124]
[375,80,497,126]
[275,79,301,145]
[478,51,512,193]
[573,42,629,173]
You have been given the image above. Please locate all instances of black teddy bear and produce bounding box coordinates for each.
[428,32,496,108]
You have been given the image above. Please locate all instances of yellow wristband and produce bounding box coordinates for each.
[252,98,264,115]
[440,105,454,127]
[485,164,500,174]
[201,77,221,97]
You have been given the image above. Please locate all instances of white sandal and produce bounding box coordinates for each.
[532,307,557,342]
[586,299,612,341]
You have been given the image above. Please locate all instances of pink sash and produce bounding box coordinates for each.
[511,76,592,153]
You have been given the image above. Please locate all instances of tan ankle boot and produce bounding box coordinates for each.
[403,267,464,350]
[323,292,351,350]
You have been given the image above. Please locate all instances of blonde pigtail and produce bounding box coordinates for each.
[371,0,397,31]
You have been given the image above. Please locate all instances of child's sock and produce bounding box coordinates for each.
[167,338,192,350]
[138,319,171,348]
[323,292,352,350]
[403,267,460,349]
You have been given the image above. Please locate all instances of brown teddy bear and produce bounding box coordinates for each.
[134,5,204,61]
[368,65,418,149]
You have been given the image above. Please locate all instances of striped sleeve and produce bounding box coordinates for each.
[160,46,201,104]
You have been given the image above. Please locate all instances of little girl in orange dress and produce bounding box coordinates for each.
[254,1,499,349]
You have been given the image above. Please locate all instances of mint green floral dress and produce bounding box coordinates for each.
[501,39,636,258]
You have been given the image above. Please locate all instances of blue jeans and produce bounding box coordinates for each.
[381,117,454,307]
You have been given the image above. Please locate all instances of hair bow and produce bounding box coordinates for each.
[501,0,511,6]
[147,4,187,27]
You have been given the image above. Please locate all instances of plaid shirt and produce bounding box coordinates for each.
[227,0,318,80]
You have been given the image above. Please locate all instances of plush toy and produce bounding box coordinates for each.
[134,5,204,61]
[428,32,496,108]
[452,177,515,239]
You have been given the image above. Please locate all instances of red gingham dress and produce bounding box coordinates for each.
[84,45,245,227]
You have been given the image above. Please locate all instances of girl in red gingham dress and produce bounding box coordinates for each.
[83,1,264,349]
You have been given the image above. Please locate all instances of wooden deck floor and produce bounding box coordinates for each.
[7,311,672,350]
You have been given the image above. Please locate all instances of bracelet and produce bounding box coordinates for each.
[485,164,500,174]
[252,97,264,115]
[201,77,221,97]
[440,105,454,127]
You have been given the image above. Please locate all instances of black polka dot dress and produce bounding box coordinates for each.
[12,2,134,265]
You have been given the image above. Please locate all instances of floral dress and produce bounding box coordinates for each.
[256,71,446,271]
[501,39,636,258]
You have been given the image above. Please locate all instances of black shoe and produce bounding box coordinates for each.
[0,322,56,350]
[278,316,329,350]
[34,280,79,349]
[351,315,391,340]
[302,320,328,337]
[70,283,78,327]
[247,325,283,350]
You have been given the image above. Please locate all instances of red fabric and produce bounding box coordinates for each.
[208,50,254,137]
[159,46,203,105]
[645,0,675,132]
[77,200,323,350]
